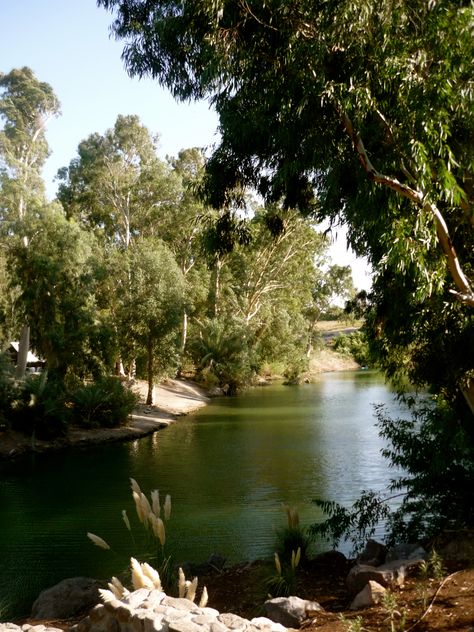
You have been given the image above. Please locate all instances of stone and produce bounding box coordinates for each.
[162,597,197,612]
[167,618,204,632]
[357,539,387,567]
[31,577,103,620]
[125,588,151,609]
[217,613,248,630]
[249,618,286,632]
[346,564,396,595]
[0,625,21,631]
[264,596,323,628]
[350,580,386,610]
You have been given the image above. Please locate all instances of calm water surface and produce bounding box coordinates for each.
[0,371,404,619]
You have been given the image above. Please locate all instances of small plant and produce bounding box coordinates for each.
[417,549,445,608]
[265,548,301,597]
[338,613,368,632]
[87,477,208,603]
[277,504,309,563]
[382,591,407,632]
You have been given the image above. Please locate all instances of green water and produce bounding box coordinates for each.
[0,371,404,620]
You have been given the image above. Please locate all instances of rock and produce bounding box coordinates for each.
[350,580,386,610]
[346,564,396,595]
[31,577,103,620]
[264,596,323,628]
[357,539,387,567]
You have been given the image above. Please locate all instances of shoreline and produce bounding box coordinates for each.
[0,378,210,461]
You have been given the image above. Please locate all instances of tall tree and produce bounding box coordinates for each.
[0,67,60,376]
[116,238,185,404]
[98,0,474,412]
[57,114,180,248]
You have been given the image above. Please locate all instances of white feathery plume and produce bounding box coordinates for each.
[108,576,128,599]
[87,532,111,550]
[178,567,186,598]
[131,557,153,590]
[133,491,146,524]
[198,586,209,608]
[185,577,198,603]
[151,489,161,517]
[140,492,152,518]
[130,478,141,494]
[141,562,162,590]
[274,552,282,575]
[99,588,116,604]
[164,494,172,520]
[122,509,131,531]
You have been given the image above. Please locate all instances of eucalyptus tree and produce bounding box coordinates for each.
[0,67,60,376]
[98,0,474,541]
[8,204,105,378]
[98,0,474,412]
[57,114,180,248]
[116,238,185,404]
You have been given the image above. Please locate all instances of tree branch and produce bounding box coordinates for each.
[339,108,474,308]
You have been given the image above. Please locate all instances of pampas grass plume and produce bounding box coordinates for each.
[151,489,161,517]
[164,494,172,520]
[87,532,111,550]
[130,478,141,494]
[141,562,162,590]
[185,577,198,603]
[108,576,128,599]
[274,552,282,575]
[178,567,186,598]
[133,491,146,524]
[122,509,131,531]
[198,586,209,608]
[139,492,152,518]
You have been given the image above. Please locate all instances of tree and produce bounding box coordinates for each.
[8,204,105,378]
[57,114,180,248]
[98,0,473,412]
[0,67,60,376]
[116,238,185,404]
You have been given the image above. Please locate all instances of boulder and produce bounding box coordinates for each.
[350,580,386,610]
[31,577,103,620]
[264,596,323,628]
[357,539,387,567]
[346,557,423,595]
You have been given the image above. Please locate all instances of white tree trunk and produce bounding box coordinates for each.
[15,325,30,379]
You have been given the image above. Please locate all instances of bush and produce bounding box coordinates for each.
[9,372,69,439]
[0,352,17,427]
[71,376,138,428]
[333,331,371,366]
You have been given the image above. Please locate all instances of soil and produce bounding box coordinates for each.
[199,552,474,632]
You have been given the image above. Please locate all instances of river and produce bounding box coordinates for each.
[0,370,405,620]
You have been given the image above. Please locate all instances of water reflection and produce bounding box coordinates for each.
[0,371,403,620]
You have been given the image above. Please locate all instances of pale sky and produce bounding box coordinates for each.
[0,0,371,290]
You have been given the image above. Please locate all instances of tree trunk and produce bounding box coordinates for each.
[146,337,154,406]
[15,325,30,379]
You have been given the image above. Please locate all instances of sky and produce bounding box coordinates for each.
[0,0,372,290]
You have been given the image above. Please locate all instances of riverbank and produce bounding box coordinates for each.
[0,378,210,460]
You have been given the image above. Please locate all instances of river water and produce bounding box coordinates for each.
[0,370,405,620]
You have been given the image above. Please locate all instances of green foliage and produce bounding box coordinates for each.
[265,549,301,598]
[71,377,138,429]
[9,372,69,439]
[0,351,17,427]
[333,331,371,367]
[310,490,392,555]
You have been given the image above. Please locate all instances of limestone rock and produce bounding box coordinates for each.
[31,577,103,620]
[264,596,323,628]
[350,580,386,610]
[346,564,396,595]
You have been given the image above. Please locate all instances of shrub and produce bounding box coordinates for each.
[0,352,17,428]
[9,372,69,439]
[71,376,138,428]
[333,331,371,366]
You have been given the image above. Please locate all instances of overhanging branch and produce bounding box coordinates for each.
[339,109,474,308]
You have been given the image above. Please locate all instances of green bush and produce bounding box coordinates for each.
[333,331,371,366]
[71,376,138,428]
[9,372,69,439]
[0,352,17,428]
